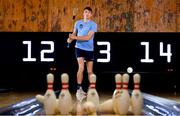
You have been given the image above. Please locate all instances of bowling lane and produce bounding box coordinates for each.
[0,91,180,115]
[0,91,40,108]
[142,93,180,115]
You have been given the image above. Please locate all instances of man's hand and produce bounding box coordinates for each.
[69,34,78,40]
[67,33,76,44]
[67,38,73,43]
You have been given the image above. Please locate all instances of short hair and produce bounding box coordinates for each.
[84,6,92,12]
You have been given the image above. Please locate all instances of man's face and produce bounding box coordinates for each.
[83,9,92,19]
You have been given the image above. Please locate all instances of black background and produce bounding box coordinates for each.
[0,32,178,93]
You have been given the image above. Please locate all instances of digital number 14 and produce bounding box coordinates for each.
[140,42,172,63]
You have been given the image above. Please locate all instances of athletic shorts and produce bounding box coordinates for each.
[75,48,94,61]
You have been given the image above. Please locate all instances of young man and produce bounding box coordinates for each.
[68,6,97,101]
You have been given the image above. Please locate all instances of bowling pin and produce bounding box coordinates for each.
[87,73,99,109]
[36,94,44,104]
[112,73,122,114]
[131,73,143,115]
[76,101,83,116]
[58,73,73,115]
[43,73,57,115]
[118,73,130,114]
[83,101,97,115]
[98,99,114,114]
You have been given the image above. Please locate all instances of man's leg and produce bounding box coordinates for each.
[86,61,93,82]
[77,57,84,89]
[76,57,86,101]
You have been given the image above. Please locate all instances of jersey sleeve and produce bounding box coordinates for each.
[90,22,97,32]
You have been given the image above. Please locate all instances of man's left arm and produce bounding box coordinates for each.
[70,22,97,41]
[69,31,95,41]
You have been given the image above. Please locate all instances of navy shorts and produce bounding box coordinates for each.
[75,48,94,61]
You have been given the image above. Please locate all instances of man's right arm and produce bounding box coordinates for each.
[67,21,77,43]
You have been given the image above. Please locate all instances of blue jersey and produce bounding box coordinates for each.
[74,19,97,51]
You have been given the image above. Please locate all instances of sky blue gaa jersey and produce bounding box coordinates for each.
[73,19,97,51]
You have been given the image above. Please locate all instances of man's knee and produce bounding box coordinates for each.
[78,66,84,73]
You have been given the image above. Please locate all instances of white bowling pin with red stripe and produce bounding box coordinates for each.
[112,73,122,114]
[43,73,57,115]
[98,99,114,114]
[58,73,73,115]
[118,73,130,114]
[131,73,143,115]
[87,73,99,109]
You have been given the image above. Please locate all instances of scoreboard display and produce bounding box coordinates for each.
[0,32,177,91]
